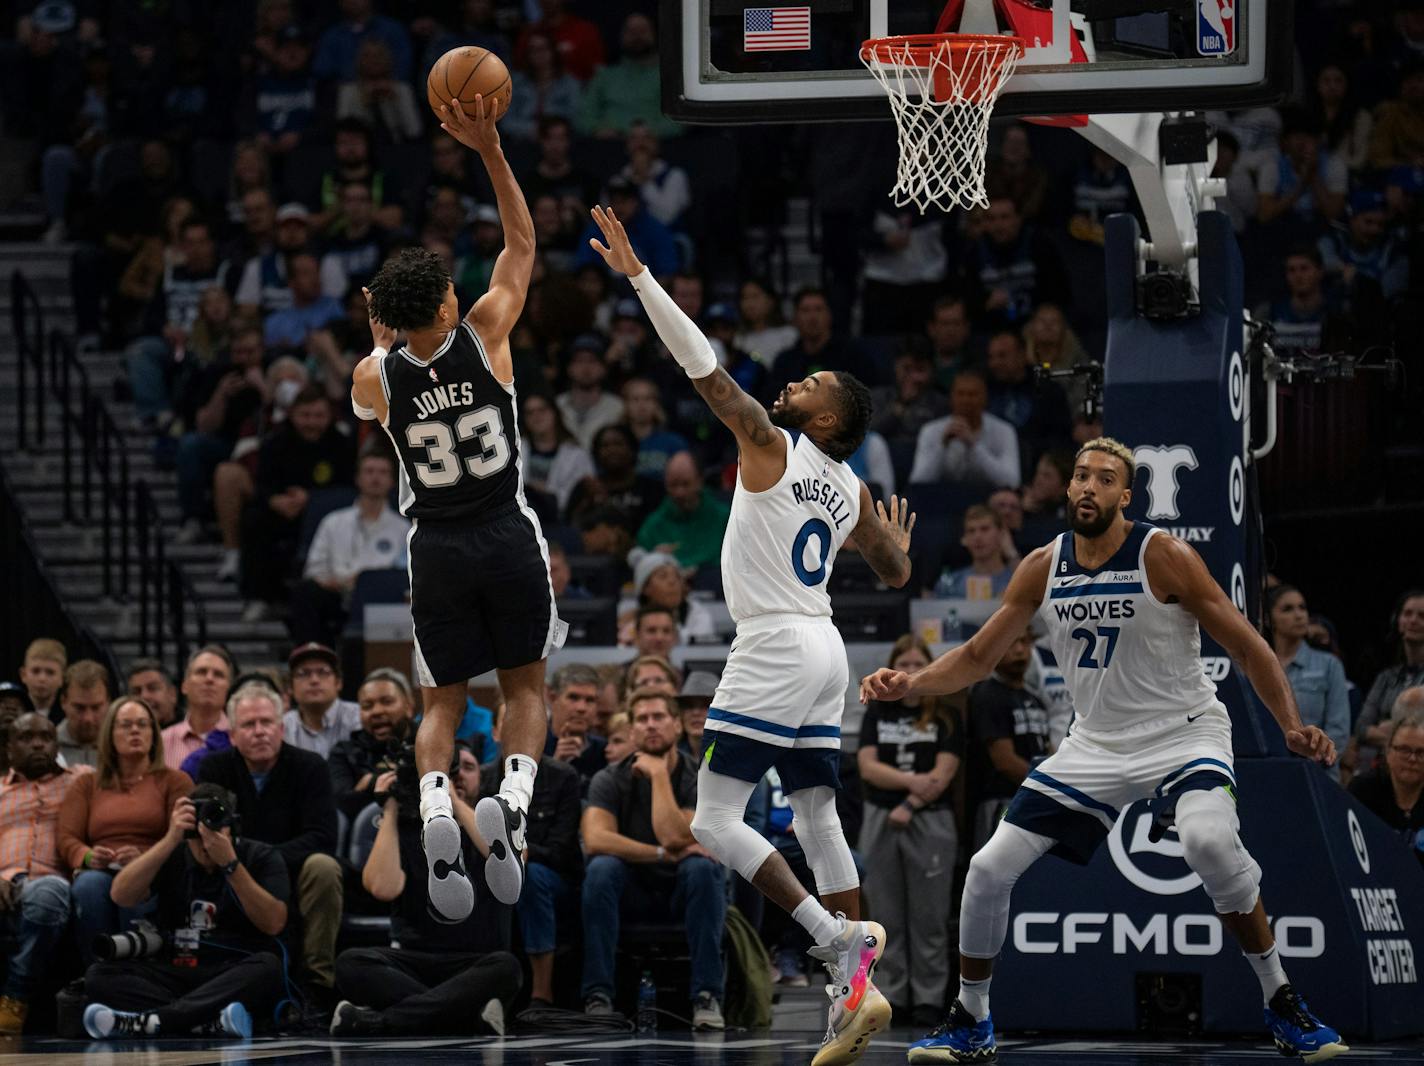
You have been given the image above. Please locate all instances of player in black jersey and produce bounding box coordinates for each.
[350,96,562,922]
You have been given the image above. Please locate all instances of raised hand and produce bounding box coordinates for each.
[587,205,646,277]
[438,95,501,156]
[877,495,916,554]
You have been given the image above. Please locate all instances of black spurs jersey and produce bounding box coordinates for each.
[380,322,521,521]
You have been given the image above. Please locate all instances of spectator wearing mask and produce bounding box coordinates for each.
[636,452,730,572]
[81,783,287,1041]
[18,638,66,724]
[676,671,717,763]
[125,661,179,730]
[1348,697,1424,870]
[1351,590,1424,774]
[910,369,1021,491]
[0,712,91,1034]
[556,336,626,451]
[197,684,342,1006]
[964,197,1069,330]
[574,177,680,277]
[1265,586,1351,780]
[161,647,235,769]
[329,668,415,819]
[290,451,411,648]
[504,30,582,143]
[312,0,413,84]
[967,628,1051,849]
[57,660,111,768]
[857,636,964,1026]
[544,665,608,786]
[331,757,521,1035]
[577,13,679,139]
[580,690,725,1029]
[282,644,362,759]
[934,505,1017,601]
[983,329,1072,477]
[60,697,193,963]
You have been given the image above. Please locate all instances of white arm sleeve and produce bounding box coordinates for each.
[628,267,717,379]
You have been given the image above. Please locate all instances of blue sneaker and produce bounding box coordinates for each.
[1265,984,1349,1062]
[907,1000,996,1063]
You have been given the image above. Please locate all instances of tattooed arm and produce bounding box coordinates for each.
[844,482,914,588]
[691,367,788,489]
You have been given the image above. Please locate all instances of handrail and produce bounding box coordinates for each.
[10,270,44,449]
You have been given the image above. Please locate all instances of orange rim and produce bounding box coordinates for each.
[860,33,1025,70]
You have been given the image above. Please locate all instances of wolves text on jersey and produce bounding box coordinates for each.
[791,476,853,530]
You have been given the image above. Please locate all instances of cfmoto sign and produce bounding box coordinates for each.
[1108,803,1203,895]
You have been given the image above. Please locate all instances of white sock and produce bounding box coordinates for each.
[500,755,538,812]
[958,975,991,1021]
[1244,946,1288,1001]
[792,896,841,947]
[419,771,451,820]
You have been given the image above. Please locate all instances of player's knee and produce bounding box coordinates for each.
[1175,789,1261,914]
[966,822,1046,897]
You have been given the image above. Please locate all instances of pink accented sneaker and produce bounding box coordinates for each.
[808,918,893,1066]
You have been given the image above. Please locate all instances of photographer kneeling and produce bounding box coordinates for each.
[82,783,289,1039]
[331,756,521,1036]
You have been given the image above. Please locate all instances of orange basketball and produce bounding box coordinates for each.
[426,46,512,122]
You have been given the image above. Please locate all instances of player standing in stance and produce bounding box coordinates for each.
[351,97,563,920]
[862,438,1348,1064]
[589,206,915,1066]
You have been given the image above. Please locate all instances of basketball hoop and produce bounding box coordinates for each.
[860,34,1025,213]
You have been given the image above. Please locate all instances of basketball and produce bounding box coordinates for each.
[426,46,512,121]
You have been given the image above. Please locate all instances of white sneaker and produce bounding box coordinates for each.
[216,549,240,582]
[480,998,505,1036]
[692,992,725,1031]
[808,919,891,1066]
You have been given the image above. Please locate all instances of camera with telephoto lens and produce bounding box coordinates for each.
[373,740,419,808]
[185,795,238,839]
[93,919,165,961]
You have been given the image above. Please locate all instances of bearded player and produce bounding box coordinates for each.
[588,205,914,1066]
[862,437,1346,1063]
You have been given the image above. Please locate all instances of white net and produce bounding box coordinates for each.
[860,35,1025,214]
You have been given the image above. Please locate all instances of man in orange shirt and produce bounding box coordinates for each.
[0,712,92,1033]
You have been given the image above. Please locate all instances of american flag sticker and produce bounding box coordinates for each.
[744,7,811,52]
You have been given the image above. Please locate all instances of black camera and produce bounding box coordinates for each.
[373,740,420,808]
[185,796,239,839]
[94,920,165,961]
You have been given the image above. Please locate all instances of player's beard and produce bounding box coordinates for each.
[769,395,812,431]
[1070,498,1119,538]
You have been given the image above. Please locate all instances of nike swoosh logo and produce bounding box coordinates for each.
[1186,712,1206,723]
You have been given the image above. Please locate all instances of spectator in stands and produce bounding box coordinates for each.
[162,647,235,769]
[703,301,766,400]
[60,696,192,963]
[519,392,595,520]
[1348,698,1424,870]
[604,713,635,764]
[249,26,317,158]
[1255,106,1347,228]
[578,504,636,560]
[126,661,179,729]
[421,0,511,75]
[909,368,1021,490]
[174,326,267,543]
[857,635,963,1025]
[764,287,877,401]
[1266,585,1351,780]
[337,38,421,143]
[127,218,230,427]
[621,121,691,230]
[1318,188,1409,301]
[984,328,1072,476]
[282,644,361,758]
[504,30,582,143]
[1069,147,1134,245]
[622,377,690,478]
[312,117,404,232]
[577,13,678,138]
[313,0,412,84]
[988,486,1033,562]
[574,176,680,277]
[1259,244,1345,356]
[556,335,626,451]
[332,760,521,1035]
[985,123,1048,222]
[925,296,978,390]
[1019,451,1071,548]
[453,204,505,297]
[515,0,605,82]
[967,627,1050,849]
[1024,303,1085,378]
[623,654,682,700]
[330,668,414,818]
[1368,59,1424,170]
[965,196,1070,330]
[82,783,287,1040]
[0,712,88,1033]
[1352,591,1424,774]
[545,664,608,785]
[231,387,357,620]
[57,660,110,768]
[735,277,798,369]
[184,287,236,369]
[624,552,718,645]
[18,638,66,723]
[676,671,716,762]
[580,690,724,1028]
[1311,62,1372,174]
[569,425,664,532]
[524,116,598,211]
[290,449,411,647]
[197,683,342,1007]
[870,349,945,462]
[630,606,680,664]
[860,200,951,336]
[263,252,347,353]
[234,203,349,317]
[323,183,394,290]
[0,684,31,777]
[636,452,730,571]
[934,505,1016,601]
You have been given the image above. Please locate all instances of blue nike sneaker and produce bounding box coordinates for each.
[907,1000,996,1064]
[1265,984,1349,1062]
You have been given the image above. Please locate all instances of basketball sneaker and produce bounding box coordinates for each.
[420,776,474,923]
[475,793,527,905]
[1264,984,1349,1062]
[807,918,891,1066]
[192,1002,253,1039]
[83,1004,159,1039]
[907,1000,997,1063]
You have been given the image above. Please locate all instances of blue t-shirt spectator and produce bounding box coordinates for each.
[264,295,344,349]
[934,565,1013,600]
[313,13,413,82]
[254,71,317,138]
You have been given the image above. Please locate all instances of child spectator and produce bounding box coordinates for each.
[933,505,1016,601]
[18,638,67,723]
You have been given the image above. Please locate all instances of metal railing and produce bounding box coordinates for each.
[135,480,208,677]
[11,269,44,450]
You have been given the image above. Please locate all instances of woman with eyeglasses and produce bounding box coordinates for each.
[1348,701,1424,871]
[58,696,193,962]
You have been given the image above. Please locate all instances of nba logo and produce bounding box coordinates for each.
[1197,0,1234,56]
[429,367,439,383]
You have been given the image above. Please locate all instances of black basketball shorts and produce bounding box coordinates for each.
[407,501,567,687]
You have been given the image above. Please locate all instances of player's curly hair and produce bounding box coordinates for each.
[823,371,873,462]
[366,248,452,332]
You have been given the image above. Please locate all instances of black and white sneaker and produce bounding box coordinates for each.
[421,777,474,923]
[475,793,527,904]
[330,1000,384,1037]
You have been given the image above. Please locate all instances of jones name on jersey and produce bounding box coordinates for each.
[412,381,477,420]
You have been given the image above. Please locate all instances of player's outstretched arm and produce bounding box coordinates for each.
[441,97,533,377]
[1147,535,1336,767]
[860,546,1051,703]
[587,205,787,482]
[846,483,914,588]
[350,287,397,423]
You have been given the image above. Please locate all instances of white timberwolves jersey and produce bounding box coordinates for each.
[722,429,862,622]
[1037,522,1221,736]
